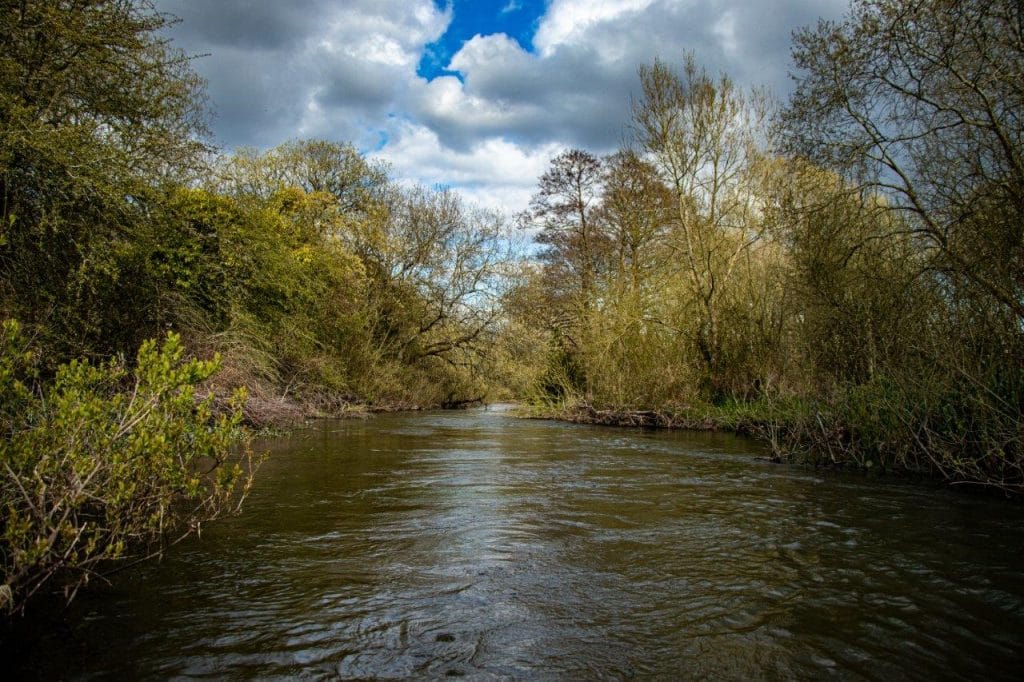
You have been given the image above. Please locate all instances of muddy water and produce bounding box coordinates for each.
[8,406,1024,679]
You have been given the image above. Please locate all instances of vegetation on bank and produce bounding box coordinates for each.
[0,2,510,423]
[0,0,510,611]
[0,323,257,613]
[1,0,1022,613]
[506,0,1024,493]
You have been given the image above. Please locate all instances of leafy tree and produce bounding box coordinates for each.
[163,183,372,409]
[765,159,932,385]
[598,150,674,300]
[0,0,210,363]
[214,139,388,218]
[212,142,511,408]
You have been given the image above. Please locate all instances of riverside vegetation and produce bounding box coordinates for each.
[509,2,1024,494]
[1,0,1022,613]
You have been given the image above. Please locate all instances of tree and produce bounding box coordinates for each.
[765,159,932,385]
[784,0,1024,324]
[526,149,608,313]
[632,56,773,386]
[209,142,511,407]
[0,0,210,363]
[214,140,389,218]
[0,0,208,177]
[367,186,510,370]
[598,150,674,300]
[780,1,1024,488]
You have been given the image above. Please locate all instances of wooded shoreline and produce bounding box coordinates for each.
[3,0,1022,613]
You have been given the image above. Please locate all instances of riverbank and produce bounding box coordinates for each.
[519,398,1017,494]
[203,375,482,431]
[521,399,788,441]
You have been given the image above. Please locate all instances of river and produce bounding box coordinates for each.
[7,406,1024,679]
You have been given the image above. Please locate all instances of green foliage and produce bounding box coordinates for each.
[0,325,257,613]
[507,30,1024,492]
[0,320,34,431]
[0,0,209,365]
[775,358,1024,489]
[200,145,511,413]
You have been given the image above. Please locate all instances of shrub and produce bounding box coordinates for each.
[0,322,258,613]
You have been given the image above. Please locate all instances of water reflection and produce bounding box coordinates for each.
[6,407,1024,679]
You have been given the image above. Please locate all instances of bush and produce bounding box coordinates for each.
[0,322,258,613]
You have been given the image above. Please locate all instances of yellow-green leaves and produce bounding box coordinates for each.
[0,327,257,613]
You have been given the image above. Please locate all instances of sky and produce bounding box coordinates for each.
[155,0,848,216]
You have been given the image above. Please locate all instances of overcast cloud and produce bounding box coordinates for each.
[156,0,848,215]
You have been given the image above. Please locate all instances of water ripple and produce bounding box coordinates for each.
[8,409,1024,679]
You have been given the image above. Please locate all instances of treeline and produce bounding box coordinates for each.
[1,4,509,416]
[3,0,1021,613]
[0,1,508,611]
[506,0,1024,492]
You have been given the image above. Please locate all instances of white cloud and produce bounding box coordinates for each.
[712,10,739,57]
[159,0,850,216]
[320,0,450,67]
[534,0,661,56]
[450,32,532,76]
[371,121,563,215]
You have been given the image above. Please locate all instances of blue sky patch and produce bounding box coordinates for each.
[417,0,547,81]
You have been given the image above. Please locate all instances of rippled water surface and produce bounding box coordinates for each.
[8,407,1024,679]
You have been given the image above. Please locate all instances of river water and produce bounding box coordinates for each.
[7,407,1024,679]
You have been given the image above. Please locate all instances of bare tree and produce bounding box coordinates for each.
[369,186,511,368]
[526,149,607,312]
[784,0,1024,323]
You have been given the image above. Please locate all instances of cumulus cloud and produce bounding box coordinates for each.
[157,0,848,215]
[158,0,450,148]
[533,0,660,56]
[370,120,563,215]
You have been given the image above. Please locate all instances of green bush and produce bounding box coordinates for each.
[0,322,258,613]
